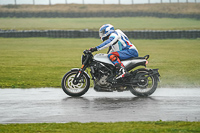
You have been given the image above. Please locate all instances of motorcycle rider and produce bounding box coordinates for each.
[89,24,138,79]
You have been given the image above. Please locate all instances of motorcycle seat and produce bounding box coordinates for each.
[121,55,149,61]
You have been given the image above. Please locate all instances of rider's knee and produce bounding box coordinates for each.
[108,54,117,62]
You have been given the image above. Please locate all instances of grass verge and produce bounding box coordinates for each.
[1,3,200,14]
[0,17,200,31]
[0,121,200,133]
[0,38,200,88]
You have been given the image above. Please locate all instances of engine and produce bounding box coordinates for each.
[91,61,128,92]
[92,62,113,91]
[96,75,110,87]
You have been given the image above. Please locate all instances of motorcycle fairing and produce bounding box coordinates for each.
[93,54,113,65]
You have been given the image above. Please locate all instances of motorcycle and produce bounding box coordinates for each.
[61,50,160,97]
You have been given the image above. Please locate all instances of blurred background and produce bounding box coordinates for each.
[0,1,200,38]
[0,0,200,5]
[0,0,200,88]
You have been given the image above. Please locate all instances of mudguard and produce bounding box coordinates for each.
[150,69,160,81]
[131,68,160,81]
[70,68,90,79]
[149,69,160,76]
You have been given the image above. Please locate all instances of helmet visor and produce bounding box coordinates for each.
[99,29,105,38]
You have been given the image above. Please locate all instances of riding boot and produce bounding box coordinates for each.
[115,63,127,79]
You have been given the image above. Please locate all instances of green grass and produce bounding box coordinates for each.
[1,3,200,15]
[0,121,200,133]
[0,17,200,30]
[0,38,199,88]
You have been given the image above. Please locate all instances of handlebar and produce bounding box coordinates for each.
[144,55,150,60]
[83,50,92,54]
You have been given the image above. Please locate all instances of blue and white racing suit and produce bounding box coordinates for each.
[96,29,139,66]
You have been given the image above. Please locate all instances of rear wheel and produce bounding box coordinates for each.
[129,69,158,97]
[61,70,90,97]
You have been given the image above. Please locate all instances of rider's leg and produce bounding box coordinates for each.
[108,52,126,79]
[108,49,138,79]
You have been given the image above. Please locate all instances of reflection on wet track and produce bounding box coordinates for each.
[0,88,200,123]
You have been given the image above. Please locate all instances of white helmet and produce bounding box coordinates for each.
[99,24,115,41]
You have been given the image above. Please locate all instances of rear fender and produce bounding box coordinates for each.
[149,69,160,77]
[131,68,160,81]
[149,69,160,82]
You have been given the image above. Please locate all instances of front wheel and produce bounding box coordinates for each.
[61,70,90,97]
[129,69,158,97]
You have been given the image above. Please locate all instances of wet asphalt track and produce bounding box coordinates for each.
[0,88,200,123]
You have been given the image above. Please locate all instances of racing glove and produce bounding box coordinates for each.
[89,47,97,52]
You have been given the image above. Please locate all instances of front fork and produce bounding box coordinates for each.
[73,64,87,85]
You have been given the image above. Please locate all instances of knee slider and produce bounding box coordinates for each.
[109,55,117,62]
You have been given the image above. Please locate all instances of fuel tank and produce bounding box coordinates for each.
[93,54,113,65]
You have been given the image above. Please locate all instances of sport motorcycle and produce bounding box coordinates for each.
[61,50,160,97]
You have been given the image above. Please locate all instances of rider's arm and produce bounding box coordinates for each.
[96,34,119,51]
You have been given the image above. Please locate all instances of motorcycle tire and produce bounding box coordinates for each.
[129,69,158,97]
[61,70,90,97]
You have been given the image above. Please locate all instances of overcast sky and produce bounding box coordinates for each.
[0,0,199,5]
